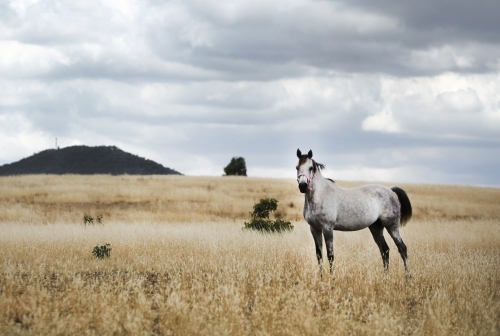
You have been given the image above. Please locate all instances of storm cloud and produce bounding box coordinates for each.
[1,0,499,185]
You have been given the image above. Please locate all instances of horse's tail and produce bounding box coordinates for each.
[391,186,412,227]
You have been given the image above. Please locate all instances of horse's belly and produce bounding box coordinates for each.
[334,211,378,231]
[333,221,370,231]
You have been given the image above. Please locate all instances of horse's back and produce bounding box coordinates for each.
[334,184,399,230]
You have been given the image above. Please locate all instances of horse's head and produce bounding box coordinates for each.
[296,149,325,193]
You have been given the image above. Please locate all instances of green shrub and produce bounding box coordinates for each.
[84,213,103,225]
[244,198,293,233]
[92,244,111,259]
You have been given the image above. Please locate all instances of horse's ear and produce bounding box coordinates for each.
[296,149,302,158]
[307,150,313,159]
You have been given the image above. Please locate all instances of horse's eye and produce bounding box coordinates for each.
[296,166,298,170]
[309,167,313,171]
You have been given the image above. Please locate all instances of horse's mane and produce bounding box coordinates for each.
[313,160,335,183]
[312,160,326,172]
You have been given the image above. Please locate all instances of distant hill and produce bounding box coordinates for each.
[0,145,182,176]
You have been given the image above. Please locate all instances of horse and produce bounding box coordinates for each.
[296,149,412,275]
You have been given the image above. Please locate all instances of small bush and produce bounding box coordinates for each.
[92,244,111,259]
[84,213,103,225]
[244,198,293,233]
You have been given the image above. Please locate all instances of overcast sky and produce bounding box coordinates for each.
[1,0,499,186]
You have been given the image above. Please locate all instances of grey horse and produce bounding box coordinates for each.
[296,149,412,275]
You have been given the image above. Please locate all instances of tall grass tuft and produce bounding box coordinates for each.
[92,244,111,259]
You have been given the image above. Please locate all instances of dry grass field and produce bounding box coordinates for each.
[1,175,499,335]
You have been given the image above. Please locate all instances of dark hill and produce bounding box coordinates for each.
[0,145,182,176]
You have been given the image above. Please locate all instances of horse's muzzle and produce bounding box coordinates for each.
[298,182,308,193]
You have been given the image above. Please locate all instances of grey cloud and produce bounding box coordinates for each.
[159,123,500,185]
[3,0,499,82]
[345,0,500,43]
[142,1,500,78]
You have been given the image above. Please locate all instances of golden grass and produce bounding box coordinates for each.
[1,175,499,224]
[0,175,499,335]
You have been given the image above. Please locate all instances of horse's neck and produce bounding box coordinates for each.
[312,170,328,189]
[305,171,333,202]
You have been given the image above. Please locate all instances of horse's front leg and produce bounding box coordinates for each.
[310,226,323,268]
[323,226,334,273]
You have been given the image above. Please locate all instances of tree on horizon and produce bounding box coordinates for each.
[223,157,247,176]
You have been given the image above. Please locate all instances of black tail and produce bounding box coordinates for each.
[391,187,412,227]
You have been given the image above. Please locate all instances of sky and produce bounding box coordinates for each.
[1,0,499,186]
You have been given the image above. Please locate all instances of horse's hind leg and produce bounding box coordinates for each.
[385,224,411,276]
[369,219,390,271]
